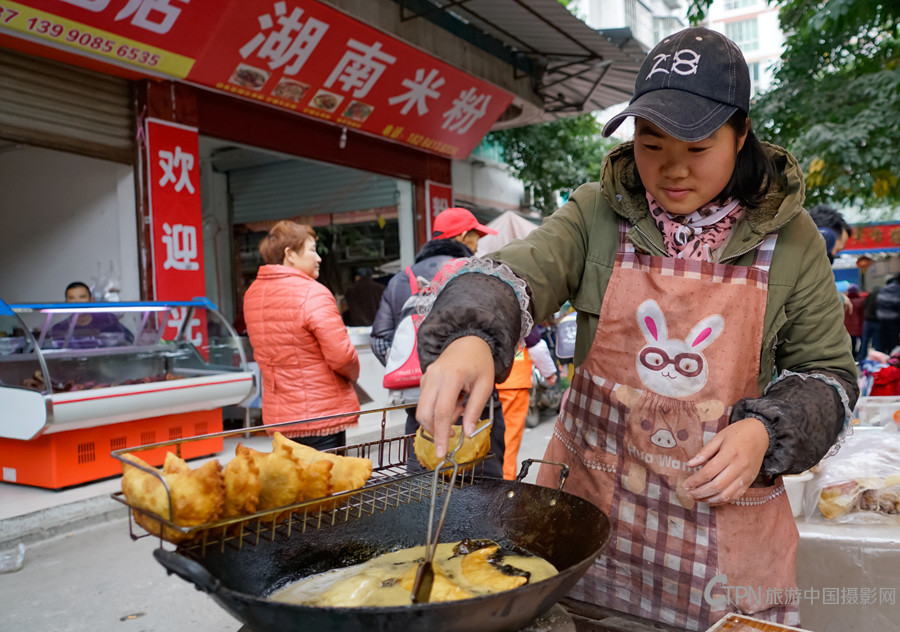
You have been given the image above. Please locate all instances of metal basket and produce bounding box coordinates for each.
[110,404,490,555]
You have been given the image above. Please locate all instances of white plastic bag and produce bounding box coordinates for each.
[805,428,900,524]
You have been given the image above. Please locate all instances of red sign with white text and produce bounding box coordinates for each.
[0,0,226,76]
[186,0,513,159]
[843,223,900,253]
[145,117,208,349]
[0,0,514,159]
[425,181,453,238]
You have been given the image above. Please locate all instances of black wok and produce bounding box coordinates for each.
[154,467,610,632]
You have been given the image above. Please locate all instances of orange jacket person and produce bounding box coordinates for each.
[497,327,558,479]
[243,221,360,450]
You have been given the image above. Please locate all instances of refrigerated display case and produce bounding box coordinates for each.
[0,298,255,488]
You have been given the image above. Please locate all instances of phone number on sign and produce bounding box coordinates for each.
[0,7,159,67]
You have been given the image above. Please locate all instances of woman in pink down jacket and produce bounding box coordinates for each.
[244,221,360,450]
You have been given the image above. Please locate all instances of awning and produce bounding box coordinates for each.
[396,0,646,116]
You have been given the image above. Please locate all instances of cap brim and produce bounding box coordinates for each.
[473,223,498,236]
[601,89,739,142]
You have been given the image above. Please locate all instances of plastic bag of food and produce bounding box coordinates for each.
[804,428,900,524]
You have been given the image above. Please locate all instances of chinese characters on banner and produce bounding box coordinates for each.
[843,223,900,254]
[424,181,452,239]
[0,0,514,159]
[190,0,513,159]
[145,117,207,350]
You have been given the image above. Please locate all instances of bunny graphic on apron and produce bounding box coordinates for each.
[538,223,799,630]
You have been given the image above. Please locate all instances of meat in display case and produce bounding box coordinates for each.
[0,298,255,488]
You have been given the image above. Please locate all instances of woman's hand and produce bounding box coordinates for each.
[415,336,495,460]
[682,418,770,505]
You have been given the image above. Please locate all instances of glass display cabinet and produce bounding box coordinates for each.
[0,298,255,488]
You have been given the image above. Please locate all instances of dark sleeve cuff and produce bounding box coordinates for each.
[416,273,522,382]
[730,370,859,481]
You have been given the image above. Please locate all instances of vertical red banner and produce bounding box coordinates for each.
[425,181,452,239]
[145,118,208,350]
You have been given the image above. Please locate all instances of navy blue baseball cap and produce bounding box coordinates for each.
[602,27,751,142]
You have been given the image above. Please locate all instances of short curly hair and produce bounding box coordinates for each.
[258,221,316,265]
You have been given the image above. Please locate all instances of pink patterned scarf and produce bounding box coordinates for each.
[647,193,744,261]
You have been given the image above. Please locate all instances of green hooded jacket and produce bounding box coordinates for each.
[490,141,857,395]
[418,141,858,478]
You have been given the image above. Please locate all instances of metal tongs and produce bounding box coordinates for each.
[410,413,493,604]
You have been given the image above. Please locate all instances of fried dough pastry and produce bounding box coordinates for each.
[413,423,492,472]
[460,545,528,592]
[273,432,372,492]
[237,443,305,511]
[236,442,335,519]
[120,452,225,543]
[223,447,261,519]
[162,451,190,475]
[399,563,473,602]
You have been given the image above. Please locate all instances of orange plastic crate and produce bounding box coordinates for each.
[0,409,223,489]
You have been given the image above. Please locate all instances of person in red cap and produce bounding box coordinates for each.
[370,207,505,477]
[430,206,497,243]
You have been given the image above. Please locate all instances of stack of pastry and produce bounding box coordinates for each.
[817,474,900,519]
[120,432,373,543]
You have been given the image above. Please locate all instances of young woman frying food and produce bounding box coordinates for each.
[412,27,857,629]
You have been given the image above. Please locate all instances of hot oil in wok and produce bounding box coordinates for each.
[268,539,558,607]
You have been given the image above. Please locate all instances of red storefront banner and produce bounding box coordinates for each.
[145,117,208,349]
[425,181,453,238]
[0,0,223,77]
[0,0,514,159]
[844,222,900,253]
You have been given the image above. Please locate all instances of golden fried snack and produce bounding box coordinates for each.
[236,443,304,512]
[223,447,261,519]
[298,459,334,501]
[162,451,190,475]
[296,459,336,513]
[399,564,473,602]
[273,432,372,492]
[120,452,225,543]
[460,545,528,592]
[413,423,492,472]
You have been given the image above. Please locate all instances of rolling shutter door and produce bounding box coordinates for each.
[0,48,133,163]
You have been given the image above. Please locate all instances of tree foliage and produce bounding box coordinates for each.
[485,114,618,214]
[692,0,900,214]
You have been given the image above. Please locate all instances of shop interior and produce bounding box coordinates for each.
[0,136,414,332]
[198,136,415,330]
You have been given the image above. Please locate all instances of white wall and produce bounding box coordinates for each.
[452,158,524,212]
[0,145,139,303]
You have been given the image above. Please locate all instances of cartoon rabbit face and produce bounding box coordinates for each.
[634,299,724,398]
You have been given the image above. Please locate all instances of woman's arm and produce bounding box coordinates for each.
[741,222,858,479]
[685,222,859,503]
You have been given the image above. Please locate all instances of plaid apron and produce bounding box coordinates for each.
[537,223,800,630]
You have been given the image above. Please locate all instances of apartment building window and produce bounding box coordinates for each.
[724,0,758,10]
[624,0,637,33]
[725,18,758,52]
[748,61,761,94]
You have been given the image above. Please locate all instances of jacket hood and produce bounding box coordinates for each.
[254,264,316,282]
[600,141,806,235]
[416,238,473,262]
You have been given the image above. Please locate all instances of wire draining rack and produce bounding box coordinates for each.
[110,404,490,555]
